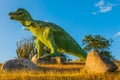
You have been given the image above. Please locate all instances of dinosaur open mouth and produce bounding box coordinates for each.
[9,12,23,17]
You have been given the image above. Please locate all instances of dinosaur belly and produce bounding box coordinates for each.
[28,26,46,44]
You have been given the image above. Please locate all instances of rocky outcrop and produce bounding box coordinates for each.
[1,59,39,71]
[84,50,118,73]
[33,52,66,64]
[37,55,52,64]
[51,57,66,64]
[36,56,66,64]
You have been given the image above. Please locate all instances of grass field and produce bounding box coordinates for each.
[0,62,120,80]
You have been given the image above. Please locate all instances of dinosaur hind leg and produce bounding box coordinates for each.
[43,30,58,57]
[36,39,44,58]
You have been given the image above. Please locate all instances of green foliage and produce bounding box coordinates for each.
[82,34,113,59]
[16,37,37,59]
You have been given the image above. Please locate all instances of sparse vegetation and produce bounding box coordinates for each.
[0,35,118,80]
[0,62,120,80]
[16,37,37,59]
[82,34,113,59]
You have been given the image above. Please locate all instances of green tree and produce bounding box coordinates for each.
[16,36,37,59]
[82,34,113,59]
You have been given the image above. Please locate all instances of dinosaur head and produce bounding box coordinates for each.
[9,8,32,21]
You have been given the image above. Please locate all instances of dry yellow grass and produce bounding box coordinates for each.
[0,63,120,80]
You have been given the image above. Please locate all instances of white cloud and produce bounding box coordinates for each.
[114,32,120,37]
[95,0,104,7]
[99,5,112,13]
[93,0,117,14]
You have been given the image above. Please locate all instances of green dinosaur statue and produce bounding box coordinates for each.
[9,8,87,60]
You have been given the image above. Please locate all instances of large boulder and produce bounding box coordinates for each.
[1,59,39,71]
[84,50,118,73]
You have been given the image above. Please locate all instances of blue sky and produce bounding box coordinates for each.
[0,0,120,62]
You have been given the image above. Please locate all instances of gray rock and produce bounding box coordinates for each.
[1,59,39,71]
[37,52,66,64]
[84,50,118,73]
[37,56,66,64]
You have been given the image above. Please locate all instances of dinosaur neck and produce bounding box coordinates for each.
[19,17,33,27]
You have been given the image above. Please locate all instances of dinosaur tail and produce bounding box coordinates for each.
[55,31,87,60]
[65,39,87,61]
[68,45,87,61]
